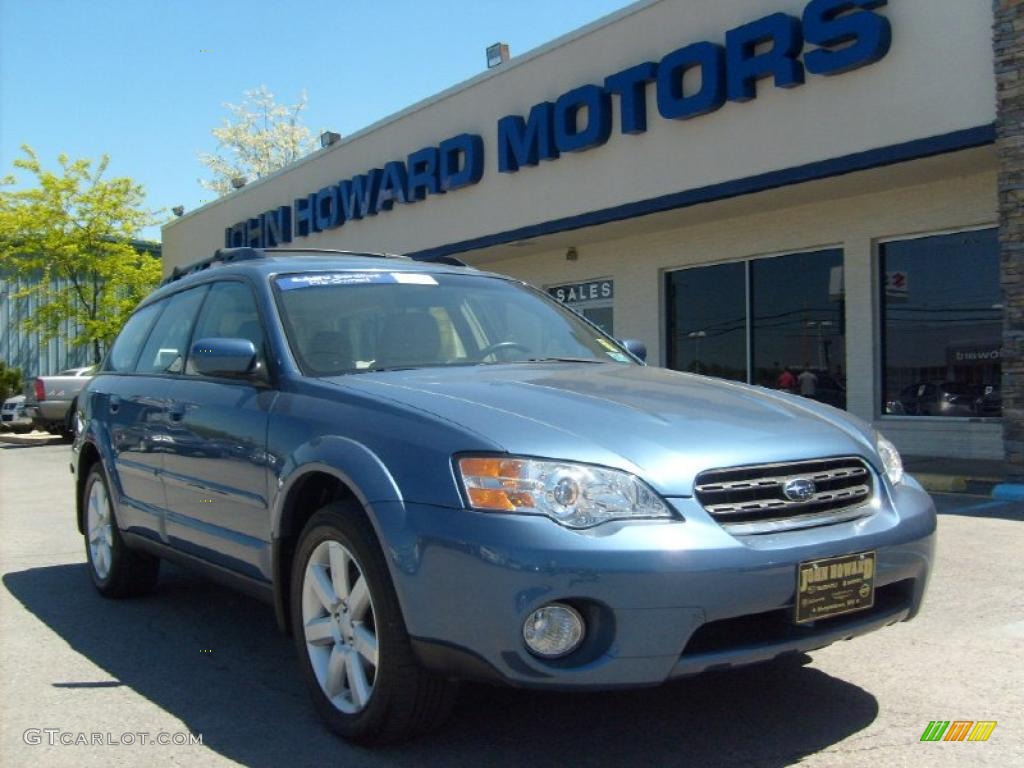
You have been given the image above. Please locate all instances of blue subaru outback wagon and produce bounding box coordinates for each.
[73,248,936,743]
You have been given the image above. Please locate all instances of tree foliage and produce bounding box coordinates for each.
[198,85,318,196]
[0,361,23,401]
[0,146,163,364]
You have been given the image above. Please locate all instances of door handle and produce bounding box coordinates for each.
[167,402,186,422]
[109,395,122,414]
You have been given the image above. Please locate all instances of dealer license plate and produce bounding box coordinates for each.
[795,551,876,624]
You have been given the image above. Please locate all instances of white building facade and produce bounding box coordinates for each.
[163,0,1005,460]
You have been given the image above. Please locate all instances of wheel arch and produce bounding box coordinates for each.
[271,438,405,634]
[75,439,103,534]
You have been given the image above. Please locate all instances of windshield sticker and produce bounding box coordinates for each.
[277,273,398,290]
[392,272,438,285]
[596,338,619,352]
[606,351,629,362]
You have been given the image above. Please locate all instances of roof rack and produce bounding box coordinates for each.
[268,248,403,259]
[408,254,468,267]
[159,247,468,286]
[270,248,468,266]
[159,248,264,286]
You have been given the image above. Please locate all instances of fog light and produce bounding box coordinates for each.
[523,603,585,658]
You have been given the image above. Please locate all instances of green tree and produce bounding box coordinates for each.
[0,361,23,402]
[0,146,163,364]
[199,85,318,196]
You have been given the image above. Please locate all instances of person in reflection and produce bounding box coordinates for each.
[777,365,797,393]
[799,365,819,398]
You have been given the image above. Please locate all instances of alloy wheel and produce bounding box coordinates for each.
[86,478,114,579]
[301,539,379,714]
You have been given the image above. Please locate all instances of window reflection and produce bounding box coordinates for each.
[665,262,746,382]
[881,229,1001,418]
[752,249,846,409]
[665,251,847,409]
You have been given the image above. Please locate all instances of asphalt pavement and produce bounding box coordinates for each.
[1,443,1021,767]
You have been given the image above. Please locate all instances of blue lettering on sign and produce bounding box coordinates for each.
[725,13,805,102]
[294,193,317,237]
[656,42,727,121]
[407,146,441,200]
[315,185,341,231]
[497,103,559,173]
[554,85,612,153]
[263,206,291,246]
[225,0,893,242]
[439,134,484,191]
[604,63,658,135]
[803,0,891,76]
[340,171,381,221]
[376,161,410,212]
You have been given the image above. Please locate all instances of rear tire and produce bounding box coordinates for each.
[83,464,160,598]
[290,502,457,744]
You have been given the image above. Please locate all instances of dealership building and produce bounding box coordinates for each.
[163,0,1023,462]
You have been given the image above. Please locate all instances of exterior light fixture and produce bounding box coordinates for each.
[487,42,510,69]
[172,206,185,217]
[566,247,578,261]
[320,131,342,148]
[230,176,248,190]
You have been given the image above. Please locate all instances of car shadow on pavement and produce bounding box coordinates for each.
[4,562,878,768]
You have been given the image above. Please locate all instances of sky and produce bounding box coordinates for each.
[1,0,634,241]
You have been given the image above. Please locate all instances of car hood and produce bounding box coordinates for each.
[331,363,878,496]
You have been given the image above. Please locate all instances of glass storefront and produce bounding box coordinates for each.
[665,262,746,380]
[880,228,1001,419]
[751,250,845,409]
[666,249,846,408]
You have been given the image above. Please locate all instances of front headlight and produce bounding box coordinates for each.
[875,432,904,486]
[457,456,673,529]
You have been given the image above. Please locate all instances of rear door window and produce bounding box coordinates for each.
[105,302,164,372]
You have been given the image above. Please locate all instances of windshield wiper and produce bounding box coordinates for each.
[515,357,609,364]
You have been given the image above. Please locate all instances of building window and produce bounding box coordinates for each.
[666,262,746,381]
[665,249,847,408]
[752,249,845,409]
[881,228,1001,419]
[547,278,614,335]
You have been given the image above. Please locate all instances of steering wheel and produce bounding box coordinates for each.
[476,341,531,361]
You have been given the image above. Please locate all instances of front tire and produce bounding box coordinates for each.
[83,464,160,597]
[291,502,456,744]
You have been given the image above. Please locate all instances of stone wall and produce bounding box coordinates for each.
[997,0,1024,462]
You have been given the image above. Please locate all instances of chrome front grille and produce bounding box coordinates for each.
[694,457,875,535]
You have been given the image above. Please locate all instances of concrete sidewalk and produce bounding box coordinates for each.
[905,455,1024,498]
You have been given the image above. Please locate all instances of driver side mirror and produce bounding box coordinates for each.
[191,338,258,378]
[619,338,647,363]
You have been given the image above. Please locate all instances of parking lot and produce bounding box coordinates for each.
[0,442,1020,767]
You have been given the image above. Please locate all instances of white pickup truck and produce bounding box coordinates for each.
[25,366,96,438]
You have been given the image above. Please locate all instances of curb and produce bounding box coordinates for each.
[0,432,66,447]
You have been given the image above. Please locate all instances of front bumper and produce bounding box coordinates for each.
[377,477,936,689]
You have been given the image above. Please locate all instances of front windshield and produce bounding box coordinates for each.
[273,270,634,375]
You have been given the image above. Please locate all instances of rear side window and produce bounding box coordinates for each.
[186,281,265,374]
[135,286,209,374]
[105,302,164,372]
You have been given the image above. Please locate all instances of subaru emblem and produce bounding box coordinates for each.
[783,477,816,502]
